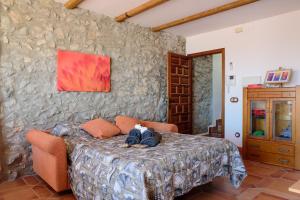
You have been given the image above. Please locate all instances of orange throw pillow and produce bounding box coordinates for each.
[115,115,140,134]
[80,118,120,139]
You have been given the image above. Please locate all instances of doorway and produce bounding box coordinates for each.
[188,49,225,137]
[167,49,225,137]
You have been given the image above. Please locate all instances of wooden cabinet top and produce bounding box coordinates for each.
[244,87,296,92]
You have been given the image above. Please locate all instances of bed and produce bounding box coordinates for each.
[63,128,247,200]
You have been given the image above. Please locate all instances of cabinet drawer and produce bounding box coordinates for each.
[247,150,294,168]
[247,140,264,151]
[247,139,294,156]
[270,144,294,156]
[247,151,262,161]
[265,153,294,168]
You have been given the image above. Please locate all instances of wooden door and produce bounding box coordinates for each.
[167,52,192,134]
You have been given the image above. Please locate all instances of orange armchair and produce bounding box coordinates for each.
[26,129,70,192]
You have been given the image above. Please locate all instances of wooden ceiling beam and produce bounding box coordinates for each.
[64,0,85,9]
[152,0,259,32]
[115,0,169,22]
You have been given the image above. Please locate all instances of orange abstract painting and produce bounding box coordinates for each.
[57,50,110,92]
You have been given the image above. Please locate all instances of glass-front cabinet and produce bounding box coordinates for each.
[249,100,269,139]
[243,87,299,169]
[248,98,295,143]
[271,100,295,142]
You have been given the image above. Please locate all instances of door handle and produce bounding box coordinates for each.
[278,148,289,154]
[278,158,289,165]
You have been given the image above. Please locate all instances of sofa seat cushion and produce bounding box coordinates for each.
[115,115,140,134]
[80,118,120,139]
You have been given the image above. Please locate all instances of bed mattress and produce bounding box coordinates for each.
[64,130,246,200]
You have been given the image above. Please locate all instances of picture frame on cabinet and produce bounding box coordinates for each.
[265,69,292,84]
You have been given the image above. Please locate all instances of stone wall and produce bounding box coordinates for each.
[0,0,185,181]
[193,56,212,134]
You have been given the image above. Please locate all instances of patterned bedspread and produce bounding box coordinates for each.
[64,130,247,200]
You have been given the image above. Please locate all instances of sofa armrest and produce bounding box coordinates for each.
[26,129,69,192]
[141,121,178,133]
[26,129,66,156]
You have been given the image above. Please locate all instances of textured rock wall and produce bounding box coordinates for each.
[0,0,185,181]
[193,56,212,134]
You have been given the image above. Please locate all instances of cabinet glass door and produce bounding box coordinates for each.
[249,100,268,139]
[272,100,294,142]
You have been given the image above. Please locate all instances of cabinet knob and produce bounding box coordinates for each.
[278,147,289,154]
[278,158,289,164]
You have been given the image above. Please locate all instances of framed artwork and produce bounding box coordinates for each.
[265,69,292,84]
[57,50,111,92]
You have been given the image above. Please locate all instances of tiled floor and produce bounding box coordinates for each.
[1,160,300,200]
[0,175,74,200]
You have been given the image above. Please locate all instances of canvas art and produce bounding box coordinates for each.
[265,69,292,84]
[266,72,274,82]
[57,50,111,92]
[273,72,281,81]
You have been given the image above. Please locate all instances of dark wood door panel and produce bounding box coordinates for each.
[167,52,192,134]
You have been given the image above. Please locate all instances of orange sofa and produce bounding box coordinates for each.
[26,129,70,192]
[26,116,178,192]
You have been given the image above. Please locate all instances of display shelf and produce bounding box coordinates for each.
[243,86,299,169]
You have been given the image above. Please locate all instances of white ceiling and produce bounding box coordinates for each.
[55,0,300,37]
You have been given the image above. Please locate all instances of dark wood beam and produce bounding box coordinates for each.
[64,0,85,9]
[115,0,169,22]
[152,0,259,32]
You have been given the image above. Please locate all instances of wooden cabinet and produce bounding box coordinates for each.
[243,87,300,169]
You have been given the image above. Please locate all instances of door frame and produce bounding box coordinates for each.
[187,48,225,138]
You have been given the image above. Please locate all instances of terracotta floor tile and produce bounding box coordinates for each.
[197,192,234,200]
[47,193,76,200]
[23,176,40,186]
[33,175,45,183]
[0,178,28,195]
[206,190,237,200]
[0,187,38,200]
[0,178,26,191]
[50,190,74,198]
[253,192,288,200]
[242,174,263,187]
[255,177,277,188]
[265,178,300,197]
[177,191,232,200]
[270,169,287,178]
[1,160,300,200]
[209,177,246,196]
[237,188,263,200]
[282,171,300,181]
[32,185,53,198]
[247,165,281,178]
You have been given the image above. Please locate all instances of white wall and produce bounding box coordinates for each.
[211,54,222,126]
[186,10,300,147]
